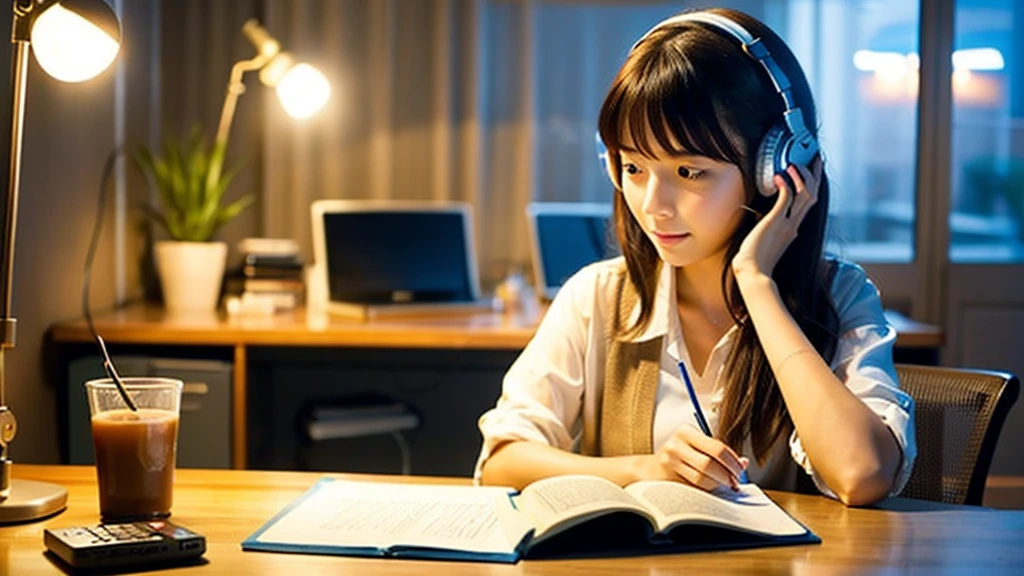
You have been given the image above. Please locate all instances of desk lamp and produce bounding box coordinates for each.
[0,0,120,523]
[215,18,329,167]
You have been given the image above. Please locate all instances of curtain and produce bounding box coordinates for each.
[261,0,534,286]
[155,0,721,289]
[152,0,265,299]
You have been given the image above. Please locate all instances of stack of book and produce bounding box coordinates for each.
[237,238,305,311]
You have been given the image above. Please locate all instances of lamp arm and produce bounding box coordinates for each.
[1,38,31,396]
[0,20,34,499]
[207,55,269,194]
[2,16,33,358]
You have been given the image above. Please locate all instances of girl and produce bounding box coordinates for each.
[476,8,915,506]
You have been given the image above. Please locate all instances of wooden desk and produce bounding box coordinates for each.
[49,304,944,470]
[881,309,945,349]
[4,465,1022,574]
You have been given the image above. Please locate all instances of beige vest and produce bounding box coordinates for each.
[580,270,807,492]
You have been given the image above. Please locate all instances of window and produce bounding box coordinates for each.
[950,0,1023,262]
[529,0,923,263]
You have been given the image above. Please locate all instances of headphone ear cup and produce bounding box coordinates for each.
[603,154,618,190]
[755,125,790,197]
[595,132,619,190]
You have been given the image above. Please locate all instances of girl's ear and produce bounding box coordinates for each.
[742,185,774,221]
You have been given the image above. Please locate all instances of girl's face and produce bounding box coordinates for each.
[618,137,748,269]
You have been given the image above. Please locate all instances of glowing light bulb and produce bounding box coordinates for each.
[276,64,330,120]
[31,3,120,83]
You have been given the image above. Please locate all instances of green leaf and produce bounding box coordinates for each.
[132,126,253,242]
[205,140,227,199]
[186,130,206,225]
[198,158,246,240]
[217,194,255,227]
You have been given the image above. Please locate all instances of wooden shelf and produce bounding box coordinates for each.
[51,303,944,350]
[51,303,542,350]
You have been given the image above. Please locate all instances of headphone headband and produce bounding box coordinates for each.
[601,10,819,196]
[633,12,754,49]
[633,11,809,137]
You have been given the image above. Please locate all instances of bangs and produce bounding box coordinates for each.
[599,41,744,165]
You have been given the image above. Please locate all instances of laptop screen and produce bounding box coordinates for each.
[527,203,617,299]
[317,206,478,304]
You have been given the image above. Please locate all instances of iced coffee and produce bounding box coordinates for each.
[85,378,183,522]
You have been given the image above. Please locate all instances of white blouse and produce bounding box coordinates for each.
[474,257,917,498]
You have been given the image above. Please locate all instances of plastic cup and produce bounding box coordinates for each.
[85,377,183,522]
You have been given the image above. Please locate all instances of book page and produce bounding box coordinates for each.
[624,481,807,537]
[252,479,532,555]
[518,475,655,541]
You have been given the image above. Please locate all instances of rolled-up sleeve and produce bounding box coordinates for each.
[789,262,917,498]
[473,267,595,483]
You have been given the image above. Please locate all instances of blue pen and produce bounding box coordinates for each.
[677,360,749,484]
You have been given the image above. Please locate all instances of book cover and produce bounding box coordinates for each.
[243,264,305,279]
[243,278,304,293]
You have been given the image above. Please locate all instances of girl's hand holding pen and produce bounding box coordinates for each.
[634,426,749,492]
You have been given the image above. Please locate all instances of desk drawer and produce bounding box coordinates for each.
[246,347,513,476]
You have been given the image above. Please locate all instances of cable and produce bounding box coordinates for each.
[82,146,123,344]
[390,431,411,475]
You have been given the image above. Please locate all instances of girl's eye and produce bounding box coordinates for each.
[623,163,641,175]
[678,166,706,180]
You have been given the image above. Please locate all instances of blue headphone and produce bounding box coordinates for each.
[598,11,819,197]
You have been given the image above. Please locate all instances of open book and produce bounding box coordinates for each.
[242,475,819,563]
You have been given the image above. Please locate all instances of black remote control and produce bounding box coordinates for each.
[44,520,206,570]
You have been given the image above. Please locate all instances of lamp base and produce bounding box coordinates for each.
[0,478,68,524]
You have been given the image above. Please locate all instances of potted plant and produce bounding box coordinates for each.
[134,126,254,314]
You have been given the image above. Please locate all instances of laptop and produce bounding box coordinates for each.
[310,200,493,318]
[525,202,618,301]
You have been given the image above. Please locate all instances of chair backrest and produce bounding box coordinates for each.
[896,364,1020,505]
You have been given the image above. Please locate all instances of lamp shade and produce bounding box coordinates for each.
[275,64,330,120]
[30,0,121,83]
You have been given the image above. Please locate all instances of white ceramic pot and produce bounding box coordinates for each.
[154,240,228,314]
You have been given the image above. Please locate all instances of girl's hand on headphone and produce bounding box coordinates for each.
[731,156,823,283]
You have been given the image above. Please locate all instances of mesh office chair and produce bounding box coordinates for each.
[896,364,1020,505]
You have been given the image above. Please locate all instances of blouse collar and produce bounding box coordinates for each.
[624,262,675,343]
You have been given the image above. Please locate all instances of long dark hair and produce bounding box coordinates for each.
[597,8,838,464]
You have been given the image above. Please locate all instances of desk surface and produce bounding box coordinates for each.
[5,465,1022,574]
[50,303,944,350]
